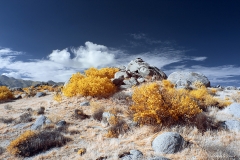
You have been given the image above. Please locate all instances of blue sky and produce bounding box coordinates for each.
[0,0,240,86]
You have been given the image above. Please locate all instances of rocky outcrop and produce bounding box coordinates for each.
[112,58,167,89]
[167,71,210,89]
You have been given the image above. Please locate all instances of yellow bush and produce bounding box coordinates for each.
[84,67,119,79]
[7,130,36,155]
[0,86,14,101]
[189,86,231,109]
[130,80,202,125]
[63,67,118,97]
[131,80,232,126]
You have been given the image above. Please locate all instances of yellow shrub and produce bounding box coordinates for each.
[7,130,36,155]
[131,80,232,126]
[54,92,62,102]
[0,86,14,101]
[84,67,119,79]
[189,86,231,109]
[63,67,118,97]
[130,80,202,125]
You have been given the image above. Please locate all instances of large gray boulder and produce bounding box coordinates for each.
[31,115,46,130]
[167,71,210,88]
[221,103,240,119]
[152,132,186,154]
[223,120,240,132]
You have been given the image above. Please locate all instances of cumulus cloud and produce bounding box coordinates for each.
[1,41,240,86]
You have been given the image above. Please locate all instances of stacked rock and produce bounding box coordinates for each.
[112,58,167,89]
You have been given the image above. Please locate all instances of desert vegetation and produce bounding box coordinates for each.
[0,86,14,101]
[0,65,239,159]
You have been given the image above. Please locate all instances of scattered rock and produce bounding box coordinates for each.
[152,132,186,154]
[35,92,46,98]
[56,120,67,128]
[101,112,114,127]
[4,104,12,110]
[10,87,24,92]
[74,109,90,120]
[167,71,210,88]
[45,119,52,125]
[80,101,90,106]
[225,86,237,90]
[37,107,45,115]
[96,156,108,160]
[14,94,22,99]
[149,156,171,160]
[119,150,143,160]
[31,115,46,130]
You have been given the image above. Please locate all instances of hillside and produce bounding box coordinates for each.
[0,75,63,88]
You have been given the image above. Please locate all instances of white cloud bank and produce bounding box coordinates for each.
[1,42,240,86]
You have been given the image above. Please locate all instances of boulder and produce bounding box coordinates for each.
[223,120,240,132]
[221,103,240,118]
[167,71,210,88]
[31,115,46,130]
[152,132,186,154]
[114,71,129,79]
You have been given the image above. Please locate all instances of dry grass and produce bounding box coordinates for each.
[231,91,240,103]
[1,86,240,159]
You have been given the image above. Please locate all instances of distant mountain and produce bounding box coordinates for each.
[0,75,63,88]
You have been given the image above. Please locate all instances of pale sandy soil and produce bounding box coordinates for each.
[0,89,240,160]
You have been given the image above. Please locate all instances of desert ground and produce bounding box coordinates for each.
[0,86,240,160]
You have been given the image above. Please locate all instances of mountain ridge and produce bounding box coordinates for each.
[0,75,63,88]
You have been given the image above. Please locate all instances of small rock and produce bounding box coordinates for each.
[120,149,143,160]
[31,115,46,130]
[14,94,22,99]
[37,107,45,115]
[45,119,52,125]
[80,101,90,106]
[149,157,171,160]
[35,92,46,98]
[56,120,67,128]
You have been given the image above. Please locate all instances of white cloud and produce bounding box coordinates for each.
[191,56,207,61]
[1,42,240,86]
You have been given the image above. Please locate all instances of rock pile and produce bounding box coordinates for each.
[112,58,167,89]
